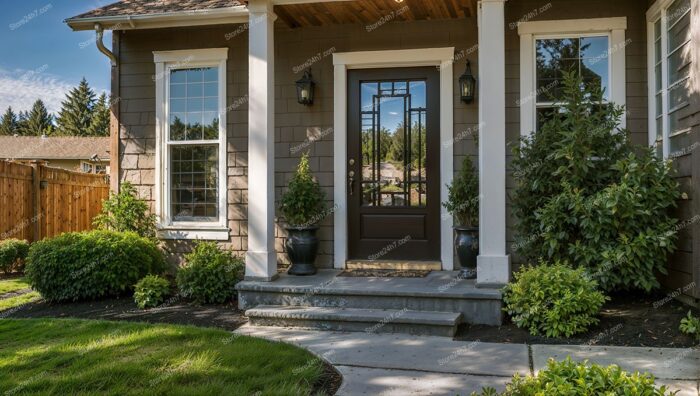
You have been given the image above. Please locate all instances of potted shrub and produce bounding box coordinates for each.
[443,156,479,278]
[279,153,326,275]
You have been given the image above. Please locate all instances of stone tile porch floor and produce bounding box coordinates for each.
[235,325,700,395]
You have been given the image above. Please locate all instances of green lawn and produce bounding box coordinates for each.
[0,292,41,312]
[0,277,31,295]
[0,319,326,395]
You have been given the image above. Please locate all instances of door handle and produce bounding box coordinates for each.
[348,170,355,196]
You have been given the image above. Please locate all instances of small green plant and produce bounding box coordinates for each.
[0,239,30,274]
[679,311,700,340]
[25,230,165,302]
[443,156,479,227]
[503,263,608,338]
[94,181,158,240]
[134,275,171,309]
[471,357,677,395]
[176,242,243,304]
[511,72,679,292]
[279,153,326,227]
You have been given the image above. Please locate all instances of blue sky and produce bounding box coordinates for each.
[0,0,112,114]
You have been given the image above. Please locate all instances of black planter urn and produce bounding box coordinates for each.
[454,226,478,279]
[285,226,319,276]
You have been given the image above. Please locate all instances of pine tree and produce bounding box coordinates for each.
[16,110,30,136]
[24,99,54,136]
[56,78,95,136]
[87,93,110,137]
[0,107,18,135]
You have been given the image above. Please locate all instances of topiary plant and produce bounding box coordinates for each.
[502,262,608,338]
[511,71,679,292]
[94,181,158,240]
[278,153,326,227]
[134,275,171,309]
[176,242,243,304]
[443,156,479,227]
[472,357,677,395]
[0,239,30,274]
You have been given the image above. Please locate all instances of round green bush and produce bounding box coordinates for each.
[503,263,608,338]
[134,275,171,309]
[25,230,166,302]
[0,239,30,274]
[176,242,243,304]
[472,357,676,396]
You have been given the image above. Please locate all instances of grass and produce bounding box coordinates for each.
[0,319,326,395]
[0,292,41,313]
[0,277,31,295]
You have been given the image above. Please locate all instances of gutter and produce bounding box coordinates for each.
[65,6,249,31]
[94,23,117,66]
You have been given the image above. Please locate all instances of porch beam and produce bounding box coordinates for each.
[476,0,510,287]
[246,0,278,281]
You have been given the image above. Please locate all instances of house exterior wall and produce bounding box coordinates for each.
[115,0,698,300]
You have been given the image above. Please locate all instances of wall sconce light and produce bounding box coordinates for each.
[296,69,315,106]
[459,60,476,104]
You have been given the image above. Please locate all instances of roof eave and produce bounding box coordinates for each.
[65,5,250,31]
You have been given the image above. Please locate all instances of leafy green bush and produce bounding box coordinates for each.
[134,275,171,309]
[0,239,30,274]
[472,358,676,396]
[94,181,158,240]
[503,263,608,338]
[679,311,700,340]
[511,72,679,292]
[25,230,165,302]
[443,156,479,227]
[279,153,326,227]
[176,242,243,304]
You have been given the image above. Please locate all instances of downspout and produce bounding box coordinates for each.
[94,23,117,66]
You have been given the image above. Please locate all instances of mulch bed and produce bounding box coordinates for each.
[4,296,342,395]
[338,269,431,278]
[456,290,700,348]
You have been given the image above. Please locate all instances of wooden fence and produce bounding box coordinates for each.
[0,161,109,242]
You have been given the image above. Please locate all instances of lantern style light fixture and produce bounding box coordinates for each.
[296,69,315,106]
[459,60,476,104]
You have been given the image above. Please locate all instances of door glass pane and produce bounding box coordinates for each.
[169,67,219,141]
[667,0,690,27]
[668,12,690,51]
[171,145,219,221]
[360,80,427,207]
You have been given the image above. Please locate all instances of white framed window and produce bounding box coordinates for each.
[518,18,628,136]
[80,161,94,173]
[153,48,229,240]
[647,0,693,158]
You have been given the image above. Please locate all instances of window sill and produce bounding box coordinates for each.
[157,227,230,241]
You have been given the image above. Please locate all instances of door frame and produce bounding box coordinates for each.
[332,47,455,270]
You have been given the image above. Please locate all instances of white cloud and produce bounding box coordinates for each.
[0,66,74,114]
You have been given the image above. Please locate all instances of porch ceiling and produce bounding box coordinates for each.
[274,0,477,28]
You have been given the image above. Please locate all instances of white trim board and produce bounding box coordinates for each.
[153,48,230,241]
[332,47,455,271]
[518,17,628,137]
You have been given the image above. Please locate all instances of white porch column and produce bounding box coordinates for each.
[245,0,278,281]
[477,0,510,286]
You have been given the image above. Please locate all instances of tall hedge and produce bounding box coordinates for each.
[25,230,165,302]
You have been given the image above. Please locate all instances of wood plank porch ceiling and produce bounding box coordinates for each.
[275,0,477,28]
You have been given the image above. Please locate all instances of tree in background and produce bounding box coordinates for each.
[23,100,54,136]
[56,78,96,136]
[16,111,30,136]
[0,107,18,135]
[87,93,110,137]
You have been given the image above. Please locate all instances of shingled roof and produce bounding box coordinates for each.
[0,136,110,161]
[70,0,246,20]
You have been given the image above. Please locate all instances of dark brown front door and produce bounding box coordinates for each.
[347,67,440,261]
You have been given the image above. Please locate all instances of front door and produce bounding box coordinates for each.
[347,67,440,261]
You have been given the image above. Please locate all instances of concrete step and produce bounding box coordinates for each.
[245,305,463,337]
[236,270,503,325]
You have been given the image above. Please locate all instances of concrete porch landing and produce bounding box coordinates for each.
[236,270,504,335]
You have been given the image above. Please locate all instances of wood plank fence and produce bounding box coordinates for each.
[0,161,109,242]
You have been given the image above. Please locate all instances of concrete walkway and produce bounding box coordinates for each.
[235,325,700,395]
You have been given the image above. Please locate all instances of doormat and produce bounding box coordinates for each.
[338,269,431,278]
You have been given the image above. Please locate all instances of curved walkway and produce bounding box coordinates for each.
[235,325,700,396]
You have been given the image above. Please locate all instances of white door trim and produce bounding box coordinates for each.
[332,47,455,270]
